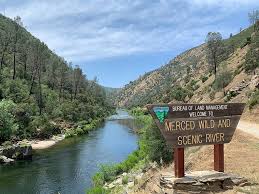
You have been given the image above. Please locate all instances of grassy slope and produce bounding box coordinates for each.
[133,130,259,193]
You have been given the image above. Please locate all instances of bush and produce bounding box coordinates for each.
[201,75,208,83]
[122,176,129,184]
[244,46,259,72]
[225,90,238,102]
[248,90,259,109]
[209,90,216,100]
[213,71,233,91]
[29,115,55,139]
[130,107,148,116]
[86,186,107,194]
[170,86,191,101]
[2,79,30,103]
[98,165,118,183]
[0,100,18,142]
[139,121,172,164]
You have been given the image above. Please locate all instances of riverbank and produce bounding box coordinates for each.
[30,134,65,150]
[95,120,259,194]
[0,110,138,194]
[130,128,259,194]
[0,117,107,164]
[87,107,259,194]
[86,107,172,193]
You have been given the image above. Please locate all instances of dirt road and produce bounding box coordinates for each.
[237,120,259,139]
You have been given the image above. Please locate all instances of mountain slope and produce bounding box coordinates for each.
[0,14,113,142]
[115,25,258,119]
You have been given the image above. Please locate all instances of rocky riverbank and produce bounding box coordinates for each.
[0,140,32,164]
[98,128,259,194]
[0,118,105,165]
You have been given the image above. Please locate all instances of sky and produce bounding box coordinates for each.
[0,0,258,88]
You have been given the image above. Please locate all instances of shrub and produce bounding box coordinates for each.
[139,122,172,164]
[86,186,107,194]
[170,86,191,101]
[201,75,208,83]
[2,79,30,103]
[29,115,54,139]
[130,107,148,116]
[0,100,18,142]
[99,165,118,183]
[248,90,259,109]
[225,90,238,102]
[122,176,129,184]
[92,172,105,187]
[209,90,216,100]
[213,71,233,91]
[42,86,59,118]
[244,46,259,72]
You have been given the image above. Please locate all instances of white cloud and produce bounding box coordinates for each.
[0,0,258,63]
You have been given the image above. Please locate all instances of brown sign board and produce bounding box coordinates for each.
[146,103,245,148]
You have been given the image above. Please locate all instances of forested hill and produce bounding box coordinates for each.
[115,23,259,118]
[0,14,113,142]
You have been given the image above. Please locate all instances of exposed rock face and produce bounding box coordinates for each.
[160,171,249,193]
[227,80,249,95]
[0,141,32,161]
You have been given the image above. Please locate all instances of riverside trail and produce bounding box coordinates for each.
[238,120,259,139]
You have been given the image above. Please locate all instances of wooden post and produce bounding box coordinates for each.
[214,144,224,172]
[174,148,184,178]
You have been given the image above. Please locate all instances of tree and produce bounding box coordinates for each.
[73,66,83,99]
[205,32,223,76]
[0,100,18,141]
[0,22,11,72]
[58,59,69,101]
[12,17,20,79]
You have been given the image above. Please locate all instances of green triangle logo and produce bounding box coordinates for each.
[153,107,169,123]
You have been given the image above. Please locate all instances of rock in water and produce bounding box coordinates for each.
[1,141,32,160]
[160,171,250,192]
[0,155,14,164]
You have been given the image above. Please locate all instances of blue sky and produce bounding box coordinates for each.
[0,0,258,87]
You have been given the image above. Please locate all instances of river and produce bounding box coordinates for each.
[0,110,138,194]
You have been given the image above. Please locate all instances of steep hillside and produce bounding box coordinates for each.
[0,14,113,142]
[116,25,258,119]
[104,86,121,105]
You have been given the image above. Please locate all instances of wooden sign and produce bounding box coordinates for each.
[147,103,245,147]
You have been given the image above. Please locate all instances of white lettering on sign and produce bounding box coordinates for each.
[165,119,231,132]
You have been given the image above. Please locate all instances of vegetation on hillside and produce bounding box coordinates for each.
[0,14,114,142]
[115,20,258,108]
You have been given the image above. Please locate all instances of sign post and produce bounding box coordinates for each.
[174,148,184,177]
[214,144,224,172]
[147,103,245,178]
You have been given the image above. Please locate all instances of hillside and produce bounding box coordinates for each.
[104,87,121,105]
[0,14,113,142]
[115,25,259,120]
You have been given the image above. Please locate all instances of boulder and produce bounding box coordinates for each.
[250,75,259,89]
[1,142,32,160]
[0,155,14,164]
[127,181,134,188]
[160,171,250,192]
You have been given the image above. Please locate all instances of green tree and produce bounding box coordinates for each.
[205,32,223,76]
[0,100,18,141]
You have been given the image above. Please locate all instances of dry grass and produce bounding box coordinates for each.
[134,130,259,194]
